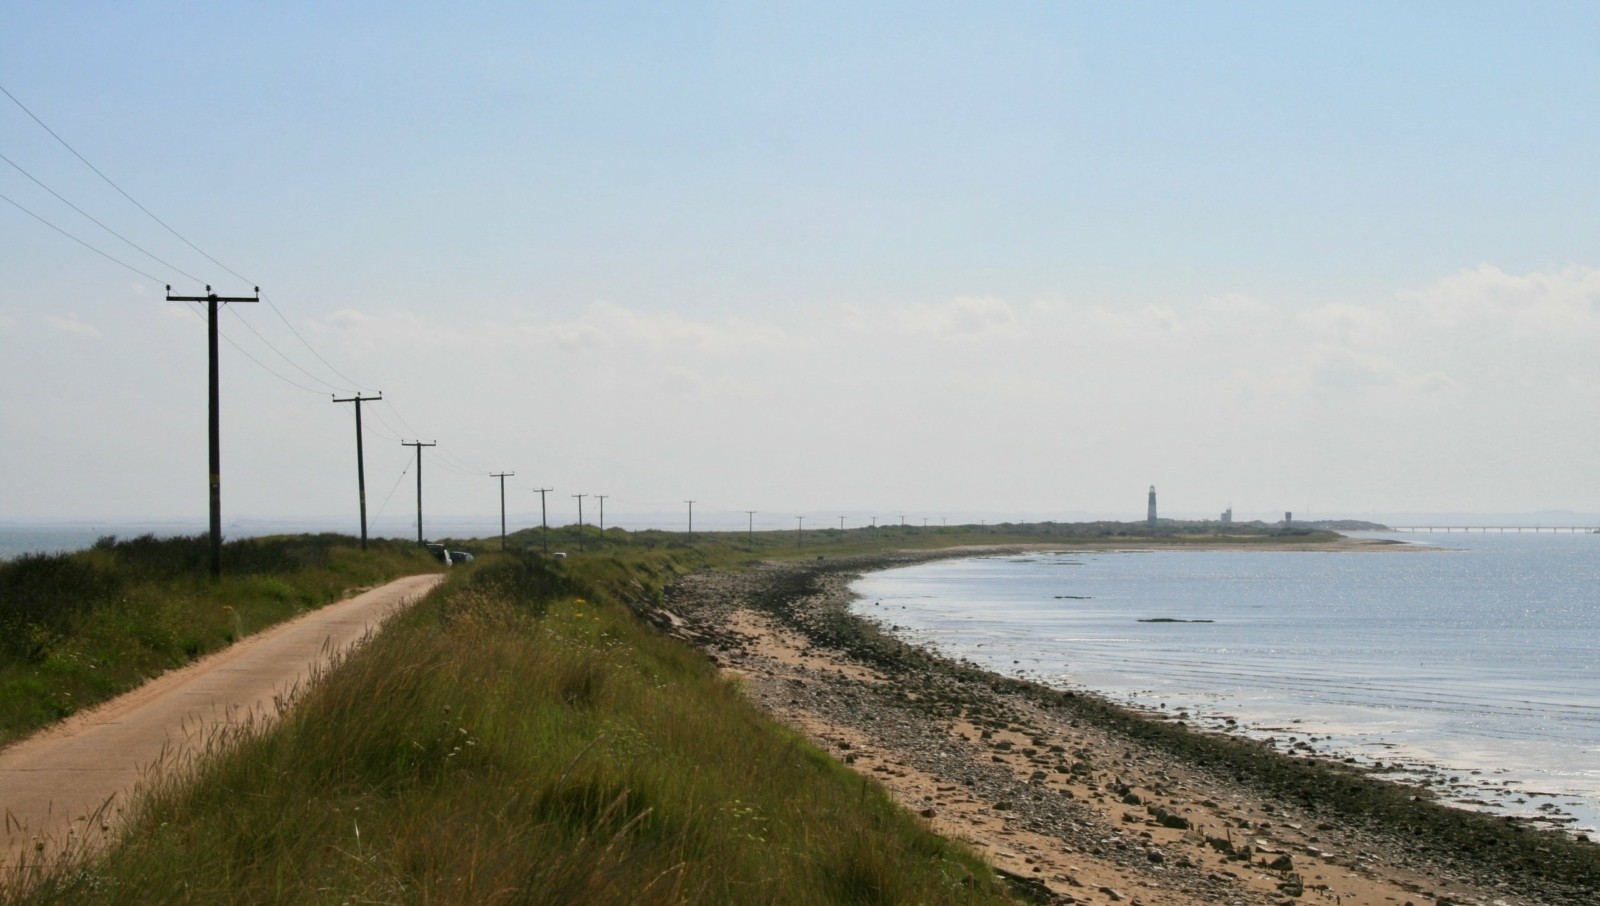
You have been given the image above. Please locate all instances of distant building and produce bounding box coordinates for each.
[1147,486,1157,527]
[1284,511,1293,526]
[1221,507,1233,525]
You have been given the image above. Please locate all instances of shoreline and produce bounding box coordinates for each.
[848,544,1595,839]
[658,547,1598,906]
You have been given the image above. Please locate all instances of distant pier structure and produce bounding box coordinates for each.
[1147,486,1157,527]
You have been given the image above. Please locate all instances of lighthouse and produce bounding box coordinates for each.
[1147,486,1157,527]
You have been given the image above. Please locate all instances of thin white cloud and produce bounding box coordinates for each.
[1309,347,1458,396]
[315,301,784,358]
[44,314,102,339]
[1298,303,1392,347]
[892,295,1018,339]
[1203,293,1273,316]
[1400,264,1600,335]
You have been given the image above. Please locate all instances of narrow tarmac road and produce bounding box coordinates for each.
[0,573,445,869]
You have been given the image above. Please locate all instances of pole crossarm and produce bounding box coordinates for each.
[491,471,515,550]
[333,392,382,549]
[401,440,436,544]
[572,494,587,552]
[533,487,553,553]
[165,284,259,579]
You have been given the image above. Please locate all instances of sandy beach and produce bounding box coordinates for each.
[654,548,1594,906]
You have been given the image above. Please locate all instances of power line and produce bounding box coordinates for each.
[166,284,260,579]
[334,393,383,549]
[491,471,515,550]
[260,292,371,392]
[0,190,163,282]
[362,407,406,442]
[372,458,413,521]
[219,330,325,394]
[4,82,380,408]
[0,150,204,284]
[401,440,437,545]
[169,298,320,394]
[533,487,553,554]
[225,304,347,393]
[0,81,254,287]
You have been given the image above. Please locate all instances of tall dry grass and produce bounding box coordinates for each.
[4,552,1014,905]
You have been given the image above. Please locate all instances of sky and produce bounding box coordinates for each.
[3,3,1600,534]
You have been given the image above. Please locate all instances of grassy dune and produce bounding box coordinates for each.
[4,550,1015,905]
[0,534,437,746]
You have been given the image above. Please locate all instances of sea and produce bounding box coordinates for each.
[849,533,1600,837]
[0,517,509,562]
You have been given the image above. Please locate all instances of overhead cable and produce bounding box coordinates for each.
[0,149,204,285]
[0,81,254,288]
[0,190,163,283]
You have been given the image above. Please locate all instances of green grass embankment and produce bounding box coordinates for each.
[491,519,1343,564]
[0,534,437,746]
[5,549,1017,906]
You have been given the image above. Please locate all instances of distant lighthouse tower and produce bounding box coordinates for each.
[1147,485,1158,527]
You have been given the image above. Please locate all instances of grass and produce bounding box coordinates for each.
[0,524,1390,904]
[0,533,437,746]
[3,550,1016,905]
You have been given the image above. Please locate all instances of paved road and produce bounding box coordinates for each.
[0,573,445,869]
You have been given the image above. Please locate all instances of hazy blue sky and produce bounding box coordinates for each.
[3,3,1599,531]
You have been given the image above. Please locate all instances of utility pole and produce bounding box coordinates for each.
[533,487,553,553]
[870,516,877,543]
[332,391,381,550]
[572,494,586,552]
[166,284,258,579]
[401,440,436,544]
[685,500,695,542]
[796,515,804,550]
[491,471,515,550]
[839,515,845,532]
[596,495,607,536]
[746,510,756,550]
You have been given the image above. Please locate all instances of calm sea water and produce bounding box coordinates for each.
[849,533,1600,836]
[0,518,505,562]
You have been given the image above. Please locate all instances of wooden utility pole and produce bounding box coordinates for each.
[572,493,586,552]
[166,284,258,579]
[596,494,607,535]
[685,500,694,542]
[401,440,436,544]
[746,510,755,551]
[533,487,553,553]
[332,392,381,549]
[796,515,804,550]
[491,471,515,550]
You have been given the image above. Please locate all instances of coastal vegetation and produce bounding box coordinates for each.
[3,549,1014,905]
[0,533,434,746]
[10,524,1587,903]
